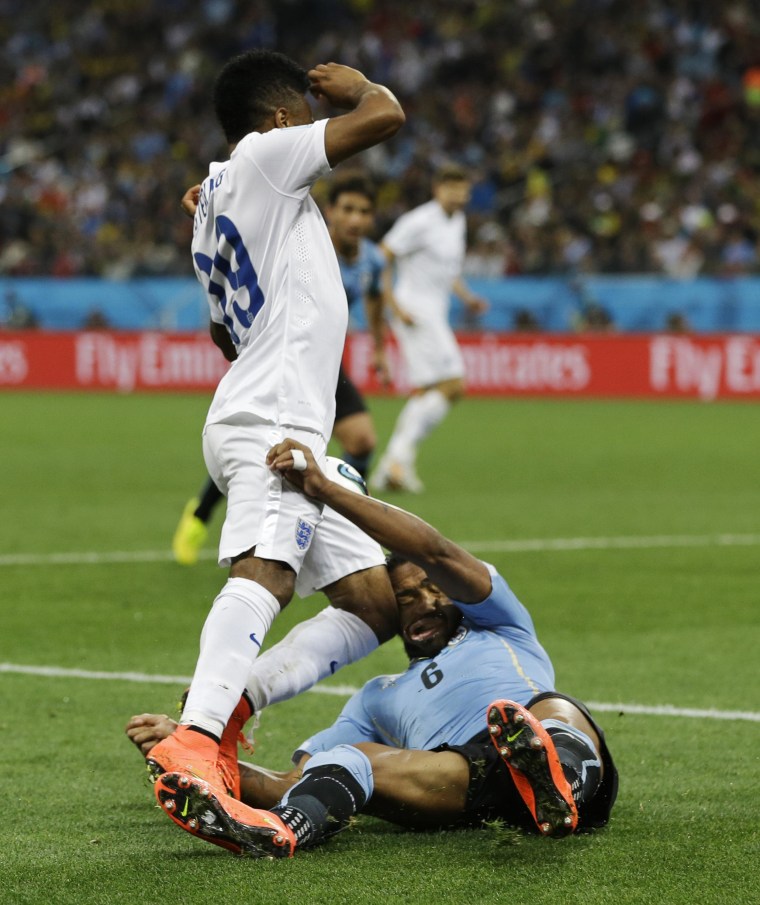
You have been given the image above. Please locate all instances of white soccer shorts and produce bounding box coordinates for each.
[202,418,384,593]
[296,507,385,598]
[392,311,465,388]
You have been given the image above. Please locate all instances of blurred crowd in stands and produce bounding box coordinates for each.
[2,0,760,279]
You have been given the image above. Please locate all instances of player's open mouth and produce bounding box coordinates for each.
[407,614,444,642]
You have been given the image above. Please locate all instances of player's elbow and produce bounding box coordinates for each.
[353,113,404,152]
[325,98,404,166]
[387,103,406,131]
[365,94,405,141]
[378,104,406,139]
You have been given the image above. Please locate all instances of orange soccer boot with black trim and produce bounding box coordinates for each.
[487,699,578,837]
[154,772,296,858]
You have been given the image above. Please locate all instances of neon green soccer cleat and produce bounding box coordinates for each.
[172,498,207,566]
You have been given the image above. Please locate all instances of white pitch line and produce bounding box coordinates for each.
[1,662,758,722]
[1,533,760,567]
[582,701,760,723]
[459,533,760,553]
[0,549,184,566]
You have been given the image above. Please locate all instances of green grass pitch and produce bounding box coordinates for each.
[1,391,759,905]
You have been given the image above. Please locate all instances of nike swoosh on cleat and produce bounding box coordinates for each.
[249,633,261,647]
[329,660,339,675]
[506,727,526,743]
[181,799,190,817]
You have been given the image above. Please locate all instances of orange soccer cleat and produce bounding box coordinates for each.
[173,690,255,800]
[487,699,578,837]
[217,693,255,800]
[154,772,296,858]
[146,725,236,798]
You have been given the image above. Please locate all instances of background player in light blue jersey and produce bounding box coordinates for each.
[171,173,399,564]
[326,172,400,481]
[132,438,618,858]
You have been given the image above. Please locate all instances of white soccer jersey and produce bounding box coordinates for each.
[192,119,348,440]
[382,199,466,320]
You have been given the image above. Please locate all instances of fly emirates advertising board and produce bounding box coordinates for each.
[1,331,759,401]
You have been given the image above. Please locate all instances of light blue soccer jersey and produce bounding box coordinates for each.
[298,563,555,756]
[337,238,384,311]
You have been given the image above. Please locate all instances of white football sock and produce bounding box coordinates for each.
[181,577,280,737]
[385,389,450,467]
[245,606,379,711]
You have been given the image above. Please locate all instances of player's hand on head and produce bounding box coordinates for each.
[180,184,201,218]
[308,62,371,108]
[125,713,177,757]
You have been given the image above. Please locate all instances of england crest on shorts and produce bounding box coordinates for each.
[295,517,315,551]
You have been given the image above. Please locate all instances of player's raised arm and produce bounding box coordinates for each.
[309,63,405,167]
[267,439,491,603]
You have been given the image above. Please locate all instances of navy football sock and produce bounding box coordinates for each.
[341,452,371,480]
[272,762,369,847]
[194,476,223,523]
[545,723,602,808]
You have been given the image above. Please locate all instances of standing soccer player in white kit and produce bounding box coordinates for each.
[372,164,488,493]
[145,50,404,839]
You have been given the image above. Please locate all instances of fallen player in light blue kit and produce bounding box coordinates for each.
[128,439,618,857]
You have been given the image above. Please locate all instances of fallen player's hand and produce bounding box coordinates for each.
[266,438,328,499]
[125,713,177,757]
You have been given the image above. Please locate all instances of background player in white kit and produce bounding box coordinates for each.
[372,163,489,493]
[146,49,405,834]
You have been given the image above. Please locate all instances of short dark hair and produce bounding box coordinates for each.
[213,50,310,143]
[433,162,469,185]
[385,551,410,575]
[327,172,377,207]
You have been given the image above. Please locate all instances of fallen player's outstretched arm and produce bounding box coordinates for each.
[267,439,491,603]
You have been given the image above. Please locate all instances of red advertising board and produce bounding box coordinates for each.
[0,331,230,393]
[347,332,760,400]
[1,330,759,400]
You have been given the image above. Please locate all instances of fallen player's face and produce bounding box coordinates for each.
[391,562,463,659]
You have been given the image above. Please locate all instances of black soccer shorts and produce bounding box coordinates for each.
[436,691,619,832]
[334,364,368,422]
